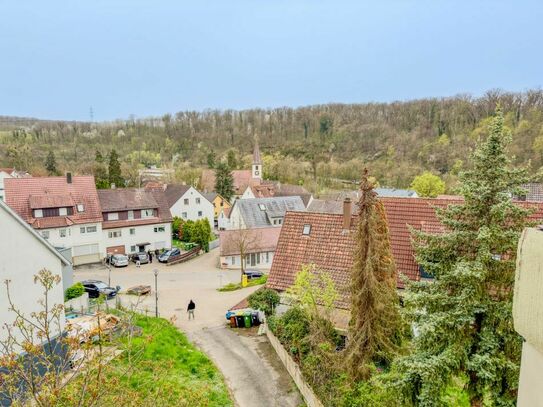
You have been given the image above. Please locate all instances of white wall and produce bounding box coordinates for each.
[220,251,274,269]
[0,208,65,350]
[226,204,246,230]
[170,186,214,230]
[241,187,255,199]
[218,211,230,230]
[102,222,172,253]
[0,171,12,201]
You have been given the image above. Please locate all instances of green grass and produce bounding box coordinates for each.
[217,274,268,292]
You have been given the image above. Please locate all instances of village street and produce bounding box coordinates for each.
[74,249,302,407]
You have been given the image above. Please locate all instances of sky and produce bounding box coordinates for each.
[0,1,542,121]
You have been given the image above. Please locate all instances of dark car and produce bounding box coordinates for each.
[243,269,264,280]
[158,248,181,263]
[81,280,119,299]
[130,252,150,264]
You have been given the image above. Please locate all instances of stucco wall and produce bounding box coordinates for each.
[517,341,543,407]
[220,251,274,269]
[170,186,214,230]
[0,208,65,349]
[102,222,172,253]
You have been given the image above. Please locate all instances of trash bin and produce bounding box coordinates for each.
[243,311,252,328]
[230,315,237,328]
[251,311,260,326]
[235,313,245,328]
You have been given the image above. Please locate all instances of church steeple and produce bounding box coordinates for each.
[252,136,262,180]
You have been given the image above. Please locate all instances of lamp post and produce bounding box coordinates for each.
[154,269,159,317]
[107,263,111,287]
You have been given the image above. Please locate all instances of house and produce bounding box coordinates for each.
[97,187,172,255]
[200,138,264,199]
[514,227,543,406]
[267,196,543,329]
[319,187,417,202]
[0,199,69,348]
[4,174,104,266]
[161,184,214,229]
[203,192,231,228]
[0,167,31,201]
[219,227,281,269]
[228,196,306,230]
[241,181,313,207]
[218,207,231,230]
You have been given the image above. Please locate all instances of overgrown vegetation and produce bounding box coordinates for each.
[247,287,280,315]
[64,281,85,301]
[172,216,213,252]
[3,90,543,193]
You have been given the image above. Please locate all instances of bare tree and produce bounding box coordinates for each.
[228,225,263,282]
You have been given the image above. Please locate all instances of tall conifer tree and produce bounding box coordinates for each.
[345,170,402,381]
[396,108,531,406]
[214,162,234,201]
[108,149,123,187]
[45,151,58,175]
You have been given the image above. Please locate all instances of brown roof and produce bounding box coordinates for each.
[99,187,172,229]
[268,197,543,309]
[4,176,102,229]
[162,184,191,207]
[0,167,14,174]
[220,227,282,256]
[201,169,261,195]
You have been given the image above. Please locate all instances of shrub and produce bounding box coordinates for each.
[65,282,85,301]
[247,288,280,316]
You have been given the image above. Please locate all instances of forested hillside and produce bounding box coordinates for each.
[2,89,543,194]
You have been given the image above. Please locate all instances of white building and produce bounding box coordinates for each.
[98,187,172,255]
[4,174,105,266]
[219,227,281,270]
[163,184,214,229]
[0,199,69,348]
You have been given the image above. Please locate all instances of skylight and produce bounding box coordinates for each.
[302,224,311,235]
[258,204,266,211]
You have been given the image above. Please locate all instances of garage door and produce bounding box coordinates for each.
[106,245,126,255]
[72,244,101,266]
[154,241,166,250]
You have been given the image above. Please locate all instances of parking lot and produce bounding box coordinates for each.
[74,249,302,407]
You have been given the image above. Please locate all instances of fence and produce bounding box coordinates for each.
[266,326,324,407]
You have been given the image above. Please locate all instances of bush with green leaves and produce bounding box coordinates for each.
[65,282,85,301]
[247,287,280,316]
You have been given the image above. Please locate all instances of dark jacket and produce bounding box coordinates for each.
[187,300,196,311]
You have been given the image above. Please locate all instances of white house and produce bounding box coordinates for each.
[219,227,281,270]
[218,207,231,230]
[4,174,105,266]
[98,187,172,255]
[228,196,306,230]
[162,184,214,229]
[0,199,69,349]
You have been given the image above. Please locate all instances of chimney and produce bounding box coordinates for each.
[66,172,72,184]
[343,198,352,230]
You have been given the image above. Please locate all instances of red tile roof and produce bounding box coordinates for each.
[201,169,261,194]
[219,226,282,256]
[4,176,102,229]
[267,197,543,309]
[0,167,14,174]
[29,194,74,209]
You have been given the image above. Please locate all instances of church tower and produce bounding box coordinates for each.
[252,137,262,180]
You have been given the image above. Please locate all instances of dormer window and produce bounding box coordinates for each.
[77,204,85,212]
[35,209,43,218]
[258,204,266,211]
[59,207,67,216]
[141,209,154,218]
[107,212,119,221]
[302,224,311,235]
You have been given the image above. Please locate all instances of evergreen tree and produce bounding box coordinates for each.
[95,149,104,163]
[45,151,58,175]
[395,108,531,406]
[206,151,216,169]
[108,149,123,187]
[345,170,402,381]
[226,150,237,170]
[215,162,234,201]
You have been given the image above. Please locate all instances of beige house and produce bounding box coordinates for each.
[514,227,543,406]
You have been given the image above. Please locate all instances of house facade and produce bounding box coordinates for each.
[98,188,172,255]
[0,199,69,348]
[219,227,281,270]
[228,196,306,230]
[4,174,104,266]
[162,184,214,229]
[203,192,231,228]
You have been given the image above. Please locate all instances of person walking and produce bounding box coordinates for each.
[187,299,196,320]
[148,250,153,263]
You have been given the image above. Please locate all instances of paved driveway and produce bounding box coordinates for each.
[74,250,301,407]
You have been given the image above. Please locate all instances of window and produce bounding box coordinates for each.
[80,227,86,234]
[59,229,66,238]
[77,204,85,213]
[141,209,154,218]
[258,204,266,211]
[255,165,259,171]
[154,226,165,233]
[196,198,200,204]
[129,228,136,235]
[182,212,188,219]
[34,209,43,218]
[128,210,134,220]
[59,207,67,216]
[130,245,136,252]
[86,226,97,233]
[41,231,50,239]
[256,253,260,264]
[184,198,189,205]
[220,201,223,207]
[302,224,311,235]
[108,212,119,221]
[198,211,203,217]
[231,256,235,265]
[108,230,122,238]
[265,252,269,263]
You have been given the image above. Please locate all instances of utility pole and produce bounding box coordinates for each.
[154,269,159,317]
[89,106,94,122]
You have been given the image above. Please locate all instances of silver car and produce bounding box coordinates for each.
[109,254,129,267]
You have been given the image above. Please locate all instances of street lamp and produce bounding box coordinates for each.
[153,269,159,318]
[107,263,111,287]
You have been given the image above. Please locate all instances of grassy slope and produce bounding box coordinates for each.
[218,275,268,292]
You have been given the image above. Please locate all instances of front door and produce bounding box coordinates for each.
[250,253,256,267]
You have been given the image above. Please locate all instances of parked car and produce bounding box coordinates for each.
[108,254,129,267]
[158,248,181,263]
[81,280,119,299]
[243,269,264,280]
[130,252,150,264]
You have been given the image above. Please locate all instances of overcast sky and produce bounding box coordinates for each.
[0,1,542,121]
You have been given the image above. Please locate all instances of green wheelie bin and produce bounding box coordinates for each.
[243,311,252,328]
